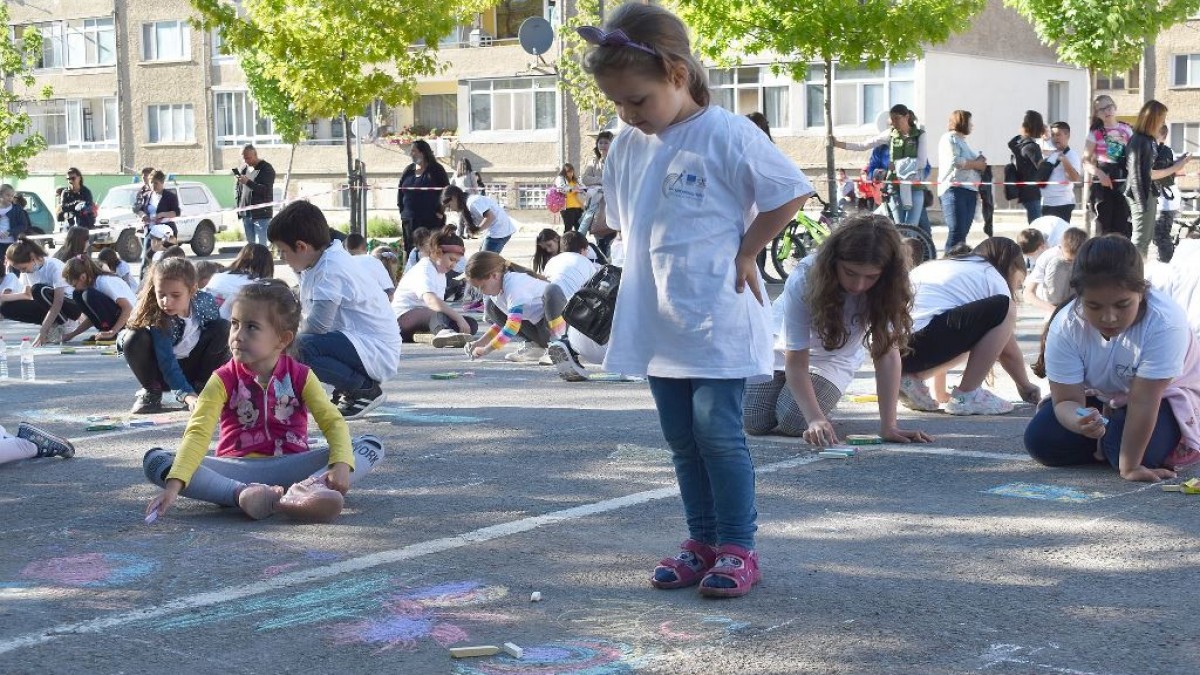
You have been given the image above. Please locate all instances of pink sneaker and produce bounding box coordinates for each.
[698,544,762,598]
[1165,442,1200,470]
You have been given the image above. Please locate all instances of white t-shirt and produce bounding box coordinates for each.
[350,253,396,296]
[467,195,515,240]
[93,274,137,306]
[299,241,402,382]
[0,206,11,243]
[114,261,138,291]
[174,313,201,358]
[489,271,548,324]
[1031,215,1070,247]
[391,257,446,317]
[1164,239,1200,339]
[1046,289,1191,401]
[0,272,21,295]
[542,252,598,299]
[202,271,254,320]
[1039,148,1081,207]
[1026,245,1062,301]
[910,257,1011,332]
[775,256,868,391]
[601,106,814,379]
[21,257,70,291]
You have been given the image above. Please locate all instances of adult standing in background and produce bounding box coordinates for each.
[581,131,615,258]
[1124,100,1188,257]
[0,184,33,266]
[141,171,180,275]
[57,168,96,230]
[1083,95,1134,238]
[397,140,449,256]
[833,104,928,231]
[132,167,155,220]
[1007,110,1046,224]
[235,144,276,246]
[937,110,987,253]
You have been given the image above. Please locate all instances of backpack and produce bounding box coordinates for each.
[563,264,621,345]
[1153,142,1176,192]
[1043,254,1073,306]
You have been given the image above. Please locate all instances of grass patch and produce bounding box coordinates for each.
[216,229,243,242]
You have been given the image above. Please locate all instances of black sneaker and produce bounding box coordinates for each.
[131,389,164,415]
[330,389,345,407]
[337,383,386,419]
[548,339,588,382]
[17,423,75,458]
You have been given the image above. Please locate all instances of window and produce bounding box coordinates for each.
[805,65,825,128]
[517,183,552,209]
[1170,123,1200,154]
[146,104,196,143]
[214,91,279,146]
[15,98,117,148]
[33,23,64,69]
[179,187,208,206]
[24,100,68,147]
[710,67,791,128]
[415,94,458,133]
[484,183,511,206]
[1096,67,1139,91]
[1173,54,1200,87]
[1047,81,1069,124]
[469,77,557,132]
[493,0,544,40]
[142,21,191,61]
[65,18,116,68]
[829,61,914,127]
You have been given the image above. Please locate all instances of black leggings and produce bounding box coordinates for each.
[120,321,231,394]
[0,283,82,326]
[562,208,583,232]
[74,288,122,331]
[1091,180,1132,238]
[901,295,1010,375]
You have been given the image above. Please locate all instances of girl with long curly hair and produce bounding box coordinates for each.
[744,215,932,445]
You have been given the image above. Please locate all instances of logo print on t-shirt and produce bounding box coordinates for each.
[662,171,707,201]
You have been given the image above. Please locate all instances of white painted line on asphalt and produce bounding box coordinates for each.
[81,421,188,442]
[885,446,1028,462]
[0,452,825,655]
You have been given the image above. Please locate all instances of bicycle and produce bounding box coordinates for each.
[879,184,938,264]
[757,193,840,283]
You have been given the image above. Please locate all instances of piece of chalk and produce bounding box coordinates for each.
[847,394,878,403]
[1162,483,1185,492]
[431,372,461,380]
[1076,407,1109,425]
[60,347,76,354]
[128,420,156,427]
[845,434,882,445]
[144,511,159,525]
[502,642,523,659]
[449,645,501,658]
[530,591,542,602]
[86,424,121,431]
[819,450,852,458]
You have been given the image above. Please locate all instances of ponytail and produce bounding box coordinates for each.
[465,251,547,283]
[441,185,476,233]
[427,224,465,257]
[62,254,112,287]
[4,236,47,265]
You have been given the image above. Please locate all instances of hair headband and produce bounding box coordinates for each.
[576,26,657,57]
[440,244,465,255]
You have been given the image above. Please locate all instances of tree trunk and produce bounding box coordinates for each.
[823,56,837,209]
[1083,69,1094,234]
[341,111,357,235]
[282,142,296,203]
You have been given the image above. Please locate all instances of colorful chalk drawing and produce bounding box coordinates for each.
[559,600,749,644]
[365,404,487,425]
[20,552,159,588]
[985,482,1107,503]
[453,640,640,675]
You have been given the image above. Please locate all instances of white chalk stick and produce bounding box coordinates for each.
[502,642,523,659]
[144,511,159,525]
[449,645,501,658]
[529,591,542,602]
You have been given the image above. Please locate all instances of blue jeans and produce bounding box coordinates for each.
[1024,396,1179,469]
[890,187,924,227]
[296,331,373,393]
[482,235,511,254]
[242,216,270,246]
[647,377,758,549]
[940,187,978,252]
[1021,200,1042,223]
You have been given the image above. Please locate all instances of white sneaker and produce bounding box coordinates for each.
[431,329,470,349]
[504,343,547,363]
[899,376,941,412]
[548,340,588,382]
[944,387,1014,416]
[60,318,79,334]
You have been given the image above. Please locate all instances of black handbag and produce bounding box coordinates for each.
[563,264,622,345]
[1003,161,1020,201]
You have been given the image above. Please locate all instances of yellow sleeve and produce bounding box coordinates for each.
[303,373,355,471]
[165,374,230,486]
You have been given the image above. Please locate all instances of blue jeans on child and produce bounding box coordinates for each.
[940,186,978,253]
[1023,396,1180,468]
[296,331,373,393]
[482,235,511,253]
[647,377,758,550]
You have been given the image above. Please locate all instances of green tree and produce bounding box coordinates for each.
[559,0,616,130]
[674,0,985,206]
[238,52,311,198]
[189,0,495,230]
[0,4,52,180]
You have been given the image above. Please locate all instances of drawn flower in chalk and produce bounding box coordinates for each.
[391,580,509,609]
[20,552,159,588]
[329,607,470,653]
[453,639,638,675]
[985,482,1106,503]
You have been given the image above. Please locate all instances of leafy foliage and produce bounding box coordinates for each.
[559,0,617,129]
[0,4,52,179]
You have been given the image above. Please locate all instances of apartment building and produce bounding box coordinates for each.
[5,0,1110,221]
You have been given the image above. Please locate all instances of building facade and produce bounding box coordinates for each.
[6,0,1144,224]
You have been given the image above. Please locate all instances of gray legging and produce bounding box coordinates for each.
[743,370,842,436]
[484,283,567,348]
[142,436,384,507]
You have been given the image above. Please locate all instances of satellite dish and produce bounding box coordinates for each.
[350,116,373,139]
[518,17,554,56]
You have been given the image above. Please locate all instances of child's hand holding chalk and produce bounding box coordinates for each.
[1076,407,1109,439]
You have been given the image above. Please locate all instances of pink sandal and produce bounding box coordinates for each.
[699,544,761,598]
[651,539,718,589]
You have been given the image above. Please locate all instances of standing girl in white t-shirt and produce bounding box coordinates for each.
[0,237,82,345]
[60,255,136,342]
[441,186,516,254]
[464,251,567,363]
[900,238,1040,415]
[393,225,478,347]
[745,216,932,446]
[1026,235,1200,478]
[580,4,813,598]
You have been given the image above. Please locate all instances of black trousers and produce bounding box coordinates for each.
[1091,181,1132,238]
[120,320,231,394]
[0,283,82,326]
[901,295,1010,375]
[74,288,122,331]
[562,208,583,232]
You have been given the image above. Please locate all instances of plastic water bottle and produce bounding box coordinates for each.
[20,337,35,382]
[0,335,7,380]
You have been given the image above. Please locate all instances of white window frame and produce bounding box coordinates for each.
[709,66,792,131]
[484,183,511,207]
[146,104,196,144]
[466,77,558,141]
[142,20,192,62]
[1172,54,1200,88]
[517,183,552,210]
[22,100,68,147]
[63,18,116,69]
[28,23,65,70]
[16,97,118,149]
[799,60,916,132]
[1170,122,1200,155]
[213,90,282,147]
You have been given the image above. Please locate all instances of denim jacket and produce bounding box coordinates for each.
[149,291,222,400]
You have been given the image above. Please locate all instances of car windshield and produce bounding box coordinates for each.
[100,189,138,210]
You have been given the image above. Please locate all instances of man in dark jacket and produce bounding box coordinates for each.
[236,144,276,246]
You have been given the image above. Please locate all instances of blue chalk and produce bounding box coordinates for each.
[1076,407,1109,425]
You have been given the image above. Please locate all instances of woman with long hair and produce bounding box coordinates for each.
[396,139,449,255]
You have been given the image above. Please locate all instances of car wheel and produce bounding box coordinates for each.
[190,221,216,257]
[115,229,142,263]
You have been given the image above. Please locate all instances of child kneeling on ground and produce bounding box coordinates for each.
[144,279,385,523]
[61,254,136,342]
[392,225,478,347]
[464,251,567,363]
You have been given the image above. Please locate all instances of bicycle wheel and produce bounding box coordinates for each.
[770,228,806,281]
[895,224,937,265]
[757,248,784,284]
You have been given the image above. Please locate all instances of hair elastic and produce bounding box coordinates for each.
[440,245,465,255]
[576,26,657,56]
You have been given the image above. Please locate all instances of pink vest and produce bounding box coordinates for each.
[214,355,312,457]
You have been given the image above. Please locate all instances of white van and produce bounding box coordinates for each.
[91,182,227,261]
